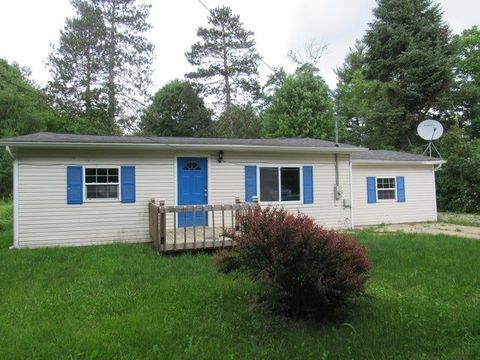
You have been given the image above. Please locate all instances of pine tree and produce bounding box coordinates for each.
[186,6,261,111]
[363,0,455,149]
[48,0,154,133]
[47,0,109,129]
[94,0,154,131]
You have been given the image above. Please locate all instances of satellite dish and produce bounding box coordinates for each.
[417,120,443,158]
[417,120,444,141]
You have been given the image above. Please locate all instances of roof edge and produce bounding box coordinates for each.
[352,159,446,165]
[2,141,368,153]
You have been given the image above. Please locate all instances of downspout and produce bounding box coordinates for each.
[5,146,18,249]
[6,146,14,159]
[334,116,342,201]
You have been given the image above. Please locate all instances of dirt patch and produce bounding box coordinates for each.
[360,222,480,240]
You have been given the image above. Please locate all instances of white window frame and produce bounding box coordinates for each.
[84,165,121,202]
[376,177,397,202]
[257,165,303,205]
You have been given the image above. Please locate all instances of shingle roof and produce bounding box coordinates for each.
[0,132,363,149]
[352,149,442,162]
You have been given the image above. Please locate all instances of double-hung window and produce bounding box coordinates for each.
[377,177,396,200]
[85,167,119,200]
[259,166,301,203]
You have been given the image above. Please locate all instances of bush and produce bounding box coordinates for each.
[0,200,12,231]
[218,207,371,319]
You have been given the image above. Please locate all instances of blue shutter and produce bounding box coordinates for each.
[121,166,136,203]
[396,176,406,202]
[245,166,257,202]
[303,166,314,204]
[367,176,377,204]
[67,166,83,205]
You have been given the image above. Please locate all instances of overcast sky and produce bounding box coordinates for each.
[0,0,478,91]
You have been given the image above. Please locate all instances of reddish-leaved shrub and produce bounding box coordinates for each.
[216,207,371,318]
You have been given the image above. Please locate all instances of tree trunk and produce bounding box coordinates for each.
[85,36,92,116]
[221,24,232,133]
[107,0,117,131]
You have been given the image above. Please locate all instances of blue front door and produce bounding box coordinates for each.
[177,157,208,227]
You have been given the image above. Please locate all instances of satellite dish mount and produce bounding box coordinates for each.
[417,120,443,158]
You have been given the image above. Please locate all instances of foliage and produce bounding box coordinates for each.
[334,41,374,145]
[48,0,154,132]
[221,207,371,318]
[0,217,480,358]
[436,127,480,213]
[260,67,287,110]
[0,59,68,197]
[186,6,261,111]
[47,0,113,133]
[140,80,212,137]
[0,200,12,231]
[439,26,480,138]
[361,0,455,149]
[211,104,260,138]
[261,69,335,139]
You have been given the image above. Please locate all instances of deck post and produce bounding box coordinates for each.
[159,200,166,249]
[252,196,260,214]
[235,197,241,231]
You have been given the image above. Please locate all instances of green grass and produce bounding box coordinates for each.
[439,212,480,228]
[1,222,479,359]
[0,199,12,231]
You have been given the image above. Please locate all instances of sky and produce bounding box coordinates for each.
[0,0,479,91]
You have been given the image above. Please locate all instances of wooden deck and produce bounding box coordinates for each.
[149,198,258,253]
[162,226,235,252]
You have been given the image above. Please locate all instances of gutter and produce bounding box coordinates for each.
[352,159,446,166]
[0,141,368,154]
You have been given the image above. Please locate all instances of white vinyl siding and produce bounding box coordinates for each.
[208,152,353,230]
[17,149,175,248]
[352,164,437,226]
[16,149,353,248]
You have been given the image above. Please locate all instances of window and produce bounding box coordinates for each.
[377,177,396,200]
[184,161,201,171]
[259,166,301,202]
[85,167,119,200]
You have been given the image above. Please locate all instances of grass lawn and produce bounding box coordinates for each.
[1,215,479,359]
[439,212,480,228]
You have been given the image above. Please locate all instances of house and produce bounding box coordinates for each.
[0,132,444,249]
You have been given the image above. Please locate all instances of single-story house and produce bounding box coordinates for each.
[0,132,444,249]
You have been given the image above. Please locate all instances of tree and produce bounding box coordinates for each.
[48,0,154,132]
[47,0,110,132]
[0,59,67,197]
[140,80,212,137]
[363,0,455,149]
[334,41,373,145]
[186,6,261,111]
[261,69,335,140]
[287,39,327,74]
[211,104,260,138]
[436,127,480,213]
[439,26,480,138]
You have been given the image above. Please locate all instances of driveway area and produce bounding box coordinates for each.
[363,221,480,240]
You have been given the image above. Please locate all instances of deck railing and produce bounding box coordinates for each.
[148,197,259,252]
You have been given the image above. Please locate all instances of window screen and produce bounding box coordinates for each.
[85,167,119,199]
[259,167,279,202]
[281,168,300,201]
[377,177,396,200]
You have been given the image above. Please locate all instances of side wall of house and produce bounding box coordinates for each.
[352,164,437,226]
[16,149,353,248]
